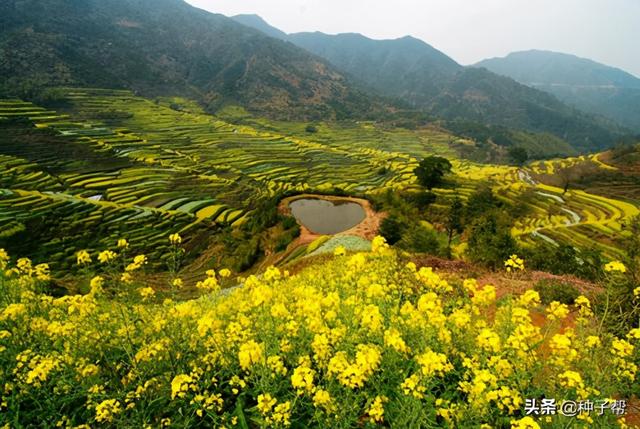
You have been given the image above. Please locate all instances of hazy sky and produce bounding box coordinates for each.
[186,0,640,77]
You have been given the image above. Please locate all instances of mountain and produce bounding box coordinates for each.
[428,67,621,152]
[233,16,624,152]
[231,14,288,41]
[476,50,640,131]
[287,33,462,106]
[0,0,384,120]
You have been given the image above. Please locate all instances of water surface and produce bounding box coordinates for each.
[289,198,365,234]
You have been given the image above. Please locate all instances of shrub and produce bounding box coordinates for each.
[400,224,440,254]
[465,186,503,220]
[274,226,300,252]
[525,244,603,281]
[466,212,518,269]
[411,191,437,210]
[281,215,298,230]
[508,146,528,166]
[234,236,262,271]
[595,259,640,336]
[534,279,581,305]
[378,215,404,245]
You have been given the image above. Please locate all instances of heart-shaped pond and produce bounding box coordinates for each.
[289,198,366,235]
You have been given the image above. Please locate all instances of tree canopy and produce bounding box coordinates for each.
[414,156,452,189]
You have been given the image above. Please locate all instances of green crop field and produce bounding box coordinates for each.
[1,88,638,276]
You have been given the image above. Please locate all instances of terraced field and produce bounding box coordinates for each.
[0,88,638,274]
[0,89,430,271]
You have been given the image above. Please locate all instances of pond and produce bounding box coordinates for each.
[289,198,366,235]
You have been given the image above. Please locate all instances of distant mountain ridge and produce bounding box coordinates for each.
[232,15,625,152]
[0,3,627,153]
[0,0,387,120]
[288,32,462,106]
[476,50,640,131]
[231,14,288,40]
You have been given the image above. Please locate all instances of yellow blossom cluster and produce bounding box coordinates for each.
[125,254,148,272]
[196,269,220,292]
[97,250,117,264]
[504,254,525,272]
[94,399,122,423]
[604,260,627,273]
[0,248,9,270]
[169,233,182,245]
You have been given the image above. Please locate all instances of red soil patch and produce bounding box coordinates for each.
[410,255,601,300]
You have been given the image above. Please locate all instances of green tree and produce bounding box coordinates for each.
[413,191,437,210]
[466,212,518,268]
[445,197,464,257]
[414,156,452,190]
[508,146,528,166]
[401,224,440,254]
[465,186,502,220]
[623,215,640,285]
[378,215,404,245]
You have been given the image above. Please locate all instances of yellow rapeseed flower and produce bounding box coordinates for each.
[604,260,626,273]
[504,254,524,272]
[472,285,496,307]
[371,236,388,254]
[611,338,634,358]
[585,336,601,348]
[367,395,388,423]
[312,389,333,411]
[416,349,453,377]
[95,399,122,423]
[401,373,426,399]
[510,416,540,429]
[476,328,501,353]
[290,365,315,393]
[98,250,117,264]
[139,287,155,300]
[76,250,92,266]
[257,393,276,415]
[0,248,9,270]
[517,290,541,308]
[90,276,104,293]
[34,263,50,281]
[546,301,570,321]
[384,328,410,354]
[238,340,263,370]
[171,374,194,399]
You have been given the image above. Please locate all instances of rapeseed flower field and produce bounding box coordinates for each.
[0,237,638,427]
